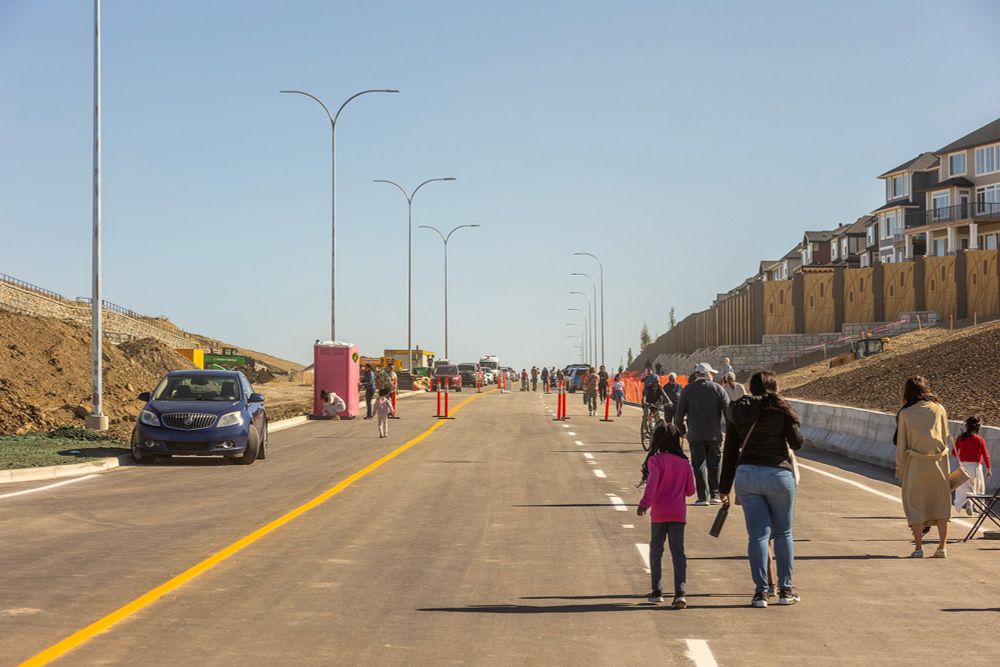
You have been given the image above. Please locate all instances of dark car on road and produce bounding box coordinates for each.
[431,364,463,391]
[458,363,482,387]
[131,370,268,465]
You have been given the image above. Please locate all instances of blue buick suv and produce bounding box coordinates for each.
[130,370,268,465]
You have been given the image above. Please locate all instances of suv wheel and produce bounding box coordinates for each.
[257,422,268,460]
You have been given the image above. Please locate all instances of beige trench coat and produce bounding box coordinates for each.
[895,400,952,527]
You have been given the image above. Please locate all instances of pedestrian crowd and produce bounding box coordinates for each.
[631,357,982,609]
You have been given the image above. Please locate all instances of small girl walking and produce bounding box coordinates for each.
[373,388,395,438]
[637,425,696,609]
[612,374,625,417]
[952,416,991,515]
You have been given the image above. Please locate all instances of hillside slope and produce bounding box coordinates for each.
[0,312,195,438]
[782,320,1000,423]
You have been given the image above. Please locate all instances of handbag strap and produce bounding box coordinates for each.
[737,418,759,459]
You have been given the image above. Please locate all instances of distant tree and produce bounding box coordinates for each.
[640,323,652,351]
[669,307,676,330]
[626,347,634,367]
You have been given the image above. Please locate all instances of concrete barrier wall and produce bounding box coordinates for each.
[788,398,999,493]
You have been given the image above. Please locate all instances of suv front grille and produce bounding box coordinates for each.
[162,413,217,430]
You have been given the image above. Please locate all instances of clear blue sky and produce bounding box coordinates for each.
[2,1,998,368]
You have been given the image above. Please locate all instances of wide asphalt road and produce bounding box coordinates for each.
[2,384,998,666]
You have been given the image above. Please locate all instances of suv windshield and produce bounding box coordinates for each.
[436,366,458,375]
[458,364,477,372]
[152,374,242,402]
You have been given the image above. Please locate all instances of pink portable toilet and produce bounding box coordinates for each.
[313,342,360,418]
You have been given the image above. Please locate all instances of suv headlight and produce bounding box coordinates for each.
[217,411,244,428]
[139,409,160,427]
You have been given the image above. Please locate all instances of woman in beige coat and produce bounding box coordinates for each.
[894,376,952,558]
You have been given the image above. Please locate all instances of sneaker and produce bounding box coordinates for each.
[751,591,768,608]
[909,549,924,558]
[672,595,687,610]
[709,496,722,505]
[932,548,947,559]
[778,589,800,605]
[693,499,709,507]
[647,589,664,603]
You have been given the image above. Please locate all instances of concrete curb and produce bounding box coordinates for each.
[0,412,316,485]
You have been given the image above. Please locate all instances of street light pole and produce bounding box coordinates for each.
[280,87,399,341]
[565,335,583,363]
[568,307,589,365]
[373,177,456,371]
[419,224,480,359]
[571,273,598,369]
[87,0,107,431]
[570,291,593,367]
[573,253,605,367]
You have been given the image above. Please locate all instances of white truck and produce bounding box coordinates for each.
[479,355,499,383]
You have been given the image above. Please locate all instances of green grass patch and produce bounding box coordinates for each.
[0,427,128,470]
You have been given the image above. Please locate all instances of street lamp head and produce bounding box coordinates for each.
[383,89,401,93]
[442,177,457,181]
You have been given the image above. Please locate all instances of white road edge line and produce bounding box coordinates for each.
[0,474,99,500]
[609,495,627,511]
[798,462,977,531]
[685,639,719,667]
[594,469,607,478]
[634,543,651,574]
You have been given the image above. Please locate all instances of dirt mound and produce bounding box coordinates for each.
[118,338,195,377]
[783,320,1000,423]
[0,312,194,439]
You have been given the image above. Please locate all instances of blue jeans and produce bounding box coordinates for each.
[649,522,686,595]
[735,464,796,592]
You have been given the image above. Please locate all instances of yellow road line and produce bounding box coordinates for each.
[20,389,492,667]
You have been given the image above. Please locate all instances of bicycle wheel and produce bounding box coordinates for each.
[640,418,650,451]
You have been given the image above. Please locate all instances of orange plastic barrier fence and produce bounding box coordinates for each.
[620,372,687,404]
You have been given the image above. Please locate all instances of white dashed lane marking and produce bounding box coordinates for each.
[582,453,594,460]
[593,469,607,478]
[608,495,627,511]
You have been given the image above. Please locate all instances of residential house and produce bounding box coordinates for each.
[902,116,1000,256]
[763,245,803,281]
[800,231,835,268]
[757,259,780,281]
[871,152,939,263]
[831,217,871,267]
[861,216,879,267]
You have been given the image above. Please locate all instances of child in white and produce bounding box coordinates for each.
[374,389,394,438]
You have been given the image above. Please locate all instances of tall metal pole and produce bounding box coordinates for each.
[374,178,456,370]
[574,253,605,367]
[419,224,480,360]
[280,88,399,341]
[565,324,584,363]
[87,0,106,431]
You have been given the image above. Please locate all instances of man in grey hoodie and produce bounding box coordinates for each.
[674,362,730,505]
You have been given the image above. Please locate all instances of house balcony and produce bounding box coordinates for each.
[909,202,1000,230]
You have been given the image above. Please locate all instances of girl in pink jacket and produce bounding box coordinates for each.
[638,425,696,608]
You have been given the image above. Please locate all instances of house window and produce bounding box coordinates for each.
[931,192,951,219]
[975,143,1000,176]
[887,174,909,199]
[977,184,1000,215]
[867,226,875,246]
[842,239,848,257]
[886,210,901,236]
[949,152,966,177]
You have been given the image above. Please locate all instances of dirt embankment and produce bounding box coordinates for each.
[0,312,196,439]
[0,311,312,439]
[782,320,1000,424]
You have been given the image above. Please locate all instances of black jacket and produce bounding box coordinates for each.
[719,395,804,494]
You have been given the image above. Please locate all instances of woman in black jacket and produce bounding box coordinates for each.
[719,370,804,609]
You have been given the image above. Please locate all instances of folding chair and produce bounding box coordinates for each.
[962,485,1000,542]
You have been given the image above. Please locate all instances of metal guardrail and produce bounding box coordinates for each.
[2,273,193,343]
[0,272,69,302]
[916,202,1000,227]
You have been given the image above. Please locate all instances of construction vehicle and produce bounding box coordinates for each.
[829,336,890,368]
